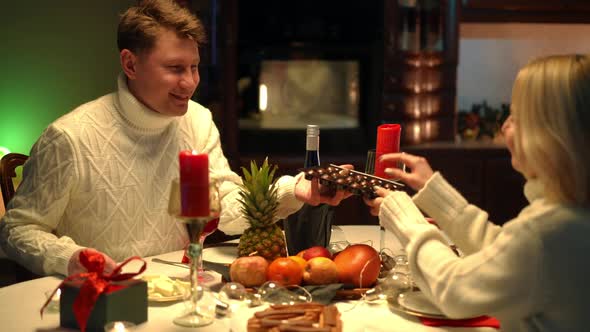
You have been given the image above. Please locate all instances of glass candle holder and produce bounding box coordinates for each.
[44,288,61,313]
[103,321,136,332]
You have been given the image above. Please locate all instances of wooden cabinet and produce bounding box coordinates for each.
[205,0,462,169]
[381,0,460,144]
[462,0,590,23]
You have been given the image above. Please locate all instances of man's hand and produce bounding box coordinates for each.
[67,248,117,276]
[294,164,354,206]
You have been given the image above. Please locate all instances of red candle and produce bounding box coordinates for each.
[374,124,401,178]
[179,150,209,217]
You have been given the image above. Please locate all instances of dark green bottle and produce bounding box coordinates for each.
[283,125,334,255]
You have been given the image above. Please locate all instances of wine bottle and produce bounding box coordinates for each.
[284,125,334,255]
[304,125,320,167]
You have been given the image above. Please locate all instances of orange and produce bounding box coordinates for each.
[288,256,307,272]
[267,257,303,286]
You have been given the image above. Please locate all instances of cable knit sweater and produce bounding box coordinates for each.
[0,73,303,277]
[380,172,590,332]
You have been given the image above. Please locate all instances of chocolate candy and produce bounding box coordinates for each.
[300,164,403,198]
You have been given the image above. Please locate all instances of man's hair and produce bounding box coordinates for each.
[511,54,590,205]
[117,0,206,54]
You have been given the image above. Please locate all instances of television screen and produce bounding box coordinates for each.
[240,60,360,129]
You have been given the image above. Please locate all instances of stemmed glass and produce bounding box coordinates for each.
[196,180,220,282]
[169,179,220,327]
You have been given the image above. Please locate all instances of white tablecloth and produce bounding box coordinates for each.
[0,226,498,332]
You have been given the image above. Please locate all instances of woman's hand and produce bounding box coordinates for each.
[378,190,435,248]
[295,164,354,206]
[380,153,434,191]
[363,186,392,216]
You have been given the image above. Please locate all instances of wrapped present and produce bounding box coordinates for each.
[41,249,148,332]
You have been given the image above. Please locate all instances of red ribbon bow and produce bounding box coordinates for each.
[40,249,147,332]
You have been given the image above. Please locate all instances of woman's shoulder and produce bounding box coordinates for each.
[517,204,590,246]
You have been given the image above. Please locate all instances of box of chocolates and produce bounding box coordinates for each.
[302,164,404,199]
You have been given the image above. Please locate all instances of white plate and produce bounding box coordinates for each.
[388,291,447,319]
[148,293,185,303]
[202,244,238,264]
[398,291,444,316]
[142,275,189,303]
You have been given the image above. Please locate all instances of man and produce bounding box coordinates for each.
[0,0,347,277]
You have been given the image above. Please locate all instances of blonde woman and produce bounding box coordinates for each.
[365,54,590,331]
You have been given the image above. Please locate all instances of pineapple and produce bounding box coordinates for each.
[237,158,287,260]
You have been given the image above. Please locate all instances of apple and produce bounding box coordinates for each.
[333,244,380,288]
[296,250,306,258]
[288,255,307,271]
[303,257,339,285]
[230,256,269,287]
[302,246,332,260]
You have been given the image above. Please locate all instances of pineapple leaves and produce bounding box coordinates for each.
[237,157,280,227]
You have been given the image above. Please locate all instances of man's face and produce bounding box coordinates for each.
[126,28,200,117]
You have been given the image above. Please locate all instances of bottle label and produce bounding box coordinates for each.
[306,136,319,151]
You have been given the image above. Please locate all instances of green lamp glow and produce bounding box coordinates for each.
[0,146,10,158]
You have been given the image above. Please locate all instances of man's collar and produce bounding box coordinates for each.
[116,73,176,131]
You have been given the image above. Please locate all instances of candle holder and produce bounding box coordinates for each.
[172,213,219,327]
[169,176,221,327]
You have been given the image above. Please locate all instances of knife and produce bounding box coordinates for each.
[151,258,231,282]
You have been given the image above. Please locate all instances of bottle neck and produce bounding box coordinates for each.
[306,135,319,152]
[305,135,320,167]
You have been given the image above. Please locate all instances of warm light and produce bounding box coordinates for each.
[259,84,268,112]
[104,321,135,332]
[404,119,440,144]
[0,146,10,158]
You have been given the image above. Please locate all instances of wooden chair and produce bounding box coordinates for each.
[0,153,40,286]
[0,153,28,208]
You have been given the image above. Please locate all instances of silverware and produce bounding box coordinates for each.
[151,257,232,281]
[151,258,189,269]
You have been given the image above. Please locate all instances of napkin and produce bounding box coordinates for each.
[300,284,344,304]
[420,315,501,329]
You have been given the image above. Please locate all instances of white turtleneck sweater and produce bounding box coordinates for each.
[0,74,303,277]
[380,172,590,332]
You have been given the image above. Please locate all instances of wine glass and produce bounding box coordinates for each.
[169,180,220,327]
[365,149,387,252]
[179,180,220,282]
[197,180,221,282]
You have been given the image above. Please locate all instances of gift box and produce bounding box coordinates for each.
[60,279,148,332]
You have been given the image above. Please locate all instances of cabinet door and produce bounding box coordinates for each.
[465,0,590,11]
[483,157,527,224]
[462,0,590,23]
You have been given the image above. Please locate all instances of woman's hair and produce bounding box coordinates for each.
[117,0,206,54]
[511,54,590,205]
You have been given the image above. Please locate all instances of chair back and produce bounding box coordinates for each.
[0,153,28,208]
[0,153,40,285]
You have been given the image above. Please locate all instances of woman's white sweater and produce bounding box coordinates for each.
[380,172,590,331]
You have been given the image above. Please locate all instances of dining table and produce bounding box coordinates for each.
[0,225,499,332]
